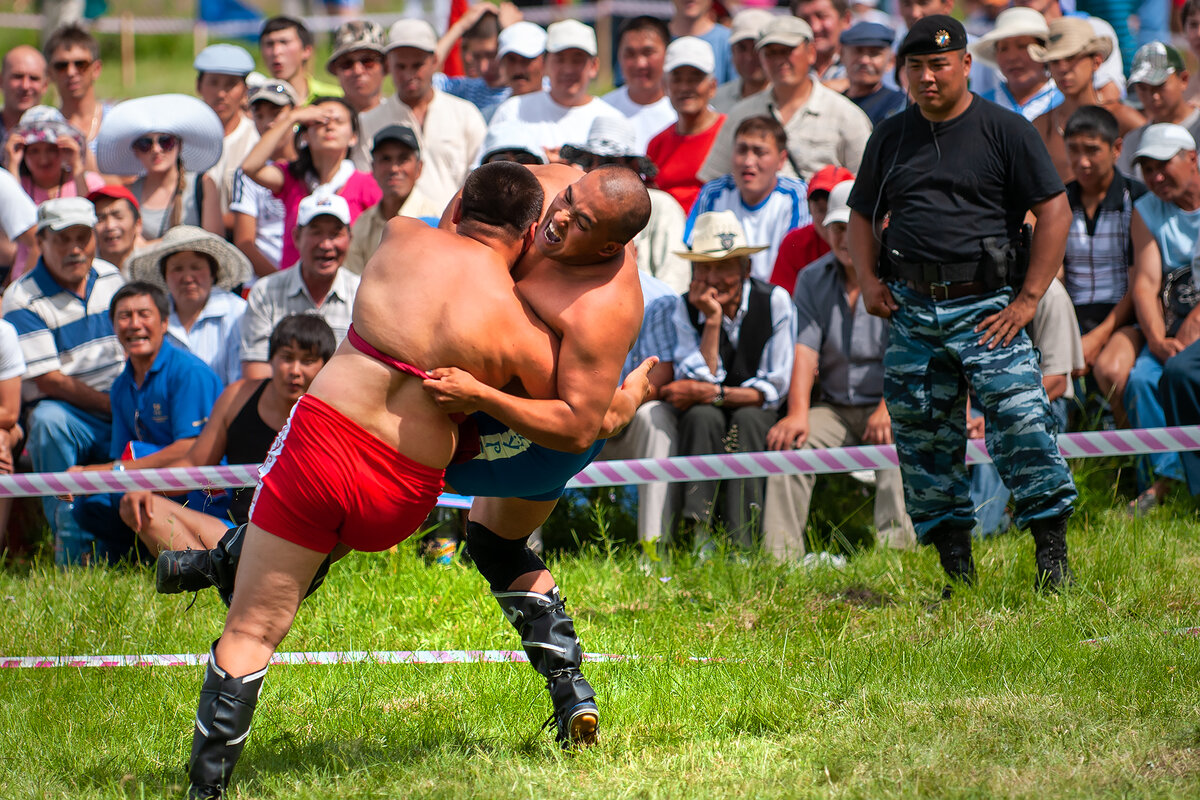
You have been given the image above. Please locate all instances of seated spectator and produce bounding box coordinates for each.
[662,211,796,549]
[193,44,258,238]
[2,198,125,564]
[488,20,548,122]
[687,116,811,282]
[1118,43,1200,178]
[258,15,341,104]
[603,16,676,152]
[241,96,380,270]
[762,181,914,560]
[327,21,387,115]
[969,7,1061,121]
[119,314,335,553]
[840,22,906,125]
[240,193,359,379]
[768,164,850,291]
[88,185,145,276]
[668,0,736,84]
[1125,123,1200,511]
[70,282,223,562]
[1160,337,1200,496]
[0,45,48,166]
[0,158,38,282]
[126,226,251,385]
[712,9,773,114]
[0,319,25,545]
[1059,107,1145,423]
[700,16,872,182]
[94,94,225,240]
[345,125,442,274]
[230,80,298,280]
[646,36,725,214]
[595,272,683,550]
[478,122,547,165]
[1030,17,1144,182]
[562,116,690,293]
[43,24,108,174]
[793,0,852,91]
[433,3,516,112]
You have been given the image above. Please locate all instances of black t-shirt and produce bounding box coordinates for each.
[847,94,1065,263]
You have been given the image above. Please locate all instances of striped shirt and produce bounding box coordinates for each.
[980,81,1063,123]
[685,174,812,282]
[240,265,359,363]
[1,258,126,403]
[1063,173,1146,307]
[623,271,682,381]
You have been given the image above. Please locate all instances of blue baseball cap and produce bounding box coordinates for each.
[193,44,256,77]
[840,22,895,48]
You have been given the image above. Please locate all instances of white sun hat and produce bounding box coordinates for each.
[968,7,1050,70]
[675,210,767,262]
[95,94,224,177]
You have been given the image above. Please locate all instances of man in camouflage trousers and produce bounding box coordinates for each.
[846,16,1077,594]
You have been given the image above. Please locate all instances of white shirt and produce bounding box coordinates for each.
[229,168,285,272]
[210,115,260,216]
[0,319,27,382]
[486,91,624,160]
[0,168,36,240]
[166,288,247,386]
[602,86,677,152]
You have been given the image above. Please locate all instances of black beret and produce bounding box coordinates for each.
[897,14,967,60]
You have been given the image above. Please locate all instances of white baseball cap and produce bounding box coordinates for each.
[1133,123,1197,163]
[756,16,815,50]
[546,20,597,57]
[297,193,351,226]
[386,19,437,54]
[664,36,715,76]
[37,197,97,233]
[498,21,547,60]
[823,180,856,228]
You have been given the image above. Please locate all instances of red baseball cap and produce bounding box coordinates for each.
[807,166,854,198]
[87,184,140,210]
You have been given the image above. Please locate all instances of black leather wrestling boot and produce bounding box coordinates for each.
[930,524,976,599]
[188,642,267,800]
[1030,513,1074,592]
[493,587,599,748]
[157,524,331,608]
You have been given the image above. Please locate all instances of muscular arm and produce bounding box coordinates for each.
[33,370,111,415]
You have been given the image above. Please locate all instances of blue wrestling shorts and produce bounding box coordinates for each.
[444,412,605,502]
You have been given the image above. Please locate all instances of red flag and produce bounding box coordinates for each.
[444,0,470,77]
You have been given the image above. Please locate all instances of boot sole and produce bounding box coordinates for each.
[155,553,184,595]
[568,708,599,747]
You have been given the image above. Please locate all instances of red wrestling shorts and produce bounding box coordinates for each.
[248,394,445,553]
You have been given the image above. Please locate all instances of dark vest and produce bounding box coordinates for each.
[685,277,775,388]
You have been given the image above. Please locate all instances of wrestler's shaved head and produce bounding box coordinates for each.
[590,165,651,246]
[460,161,546,239]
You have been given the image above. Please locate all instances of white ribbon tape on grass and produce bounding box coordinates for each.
[0,649,634,669]
[3,425,1198,500]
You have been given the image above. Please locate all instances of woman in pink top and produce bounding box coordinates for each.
[240,96,380,269]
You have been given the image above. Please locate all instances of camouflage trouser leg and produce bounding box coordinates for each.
[885,287,1077,543]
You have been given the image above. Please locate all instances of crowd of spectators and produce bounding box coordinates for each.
[0,0,1198,566]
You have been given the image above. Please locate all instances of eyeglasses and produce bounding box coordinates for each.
[336,53,382,71]
[131,134,178,154]
[52,58,93,74]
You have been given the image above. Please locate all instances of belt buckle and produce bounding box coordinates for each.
[929,281,951,302]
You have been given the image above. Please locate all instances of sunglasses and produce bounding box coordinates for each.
[52,58,93,74]
[131,134,179,154]
[336,53,382,71]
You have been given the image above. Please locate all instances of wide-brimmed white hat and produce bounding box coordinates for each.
[95,94,224,177]
[126,225,252,291]
[968,7,1049,70]
[675,210,767,262]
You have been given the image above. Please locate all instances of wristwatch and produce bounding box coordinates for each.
[711,384,726,407]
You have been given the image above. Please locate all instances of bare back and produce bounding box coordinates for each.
[307,217,558,467]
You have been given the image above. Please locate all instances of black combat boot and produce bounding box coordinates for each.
[493,587,598,747]
[930,524,976,598]
[1029,513,1073,592]
[157,524,330,607]
[187,642,267,800]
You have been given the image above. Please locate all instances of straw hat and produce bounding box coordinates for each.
[95,94,224,177]
[126,225,252,291]
[968,7,1049,70]
[674,210,767,262]
[1029,17,1113,64]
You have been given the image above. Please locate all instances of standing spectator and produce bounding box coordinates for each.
[258,16,341,104]
[229,80,298,280]
[2,198,125,565]
[241,96,379,270]
[127,226,251,386]
[712,9,773,114]
[356,19,487,209]
[604,17,676,152]
[0,319,24,546]
[768,164,851,291]
[793,0,852,90]
[326,21,387,116]
[240,193,359,379]
[486,20,622,164]
[663,211,796,549]
[88,185,145,275]
[647,36,725,214]
[43,24,108,174]
[94,94,225,240]
[1118,43,1200,178]
[1014,0,1126,98]
[687,116,811,282]
[491,21,547,119]
[969,7,1061,121]
[0,167,37,280]
[762,181,914,560]
[840,22,906,125]
[1124,124,1200,512]
[193,44,258,239]
[344,125,442,275]
[1,46,47,165]
[700,16,872,182]
[433,3,516,112]
[668,0,736,84]
[1183,0,1200,102]
[1031,16,1143,182]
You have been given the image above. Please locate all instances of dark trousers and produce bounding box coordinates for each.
[1160,338,1200,495]
[676,404,777,548]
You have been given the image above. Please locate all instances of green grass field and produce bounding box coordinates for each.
[1,462,1198,799]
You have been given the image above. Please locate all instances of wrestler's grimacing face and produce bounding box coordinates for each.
[535,174,615,264]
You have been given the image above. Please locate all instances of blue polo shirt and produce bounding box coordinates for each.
[108,339,222,461]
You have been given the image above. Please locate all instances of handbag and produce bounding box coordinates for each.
[1163,266,1200,337]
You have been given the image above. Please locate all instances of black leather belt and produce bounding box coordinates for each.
[900,279,990,301]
